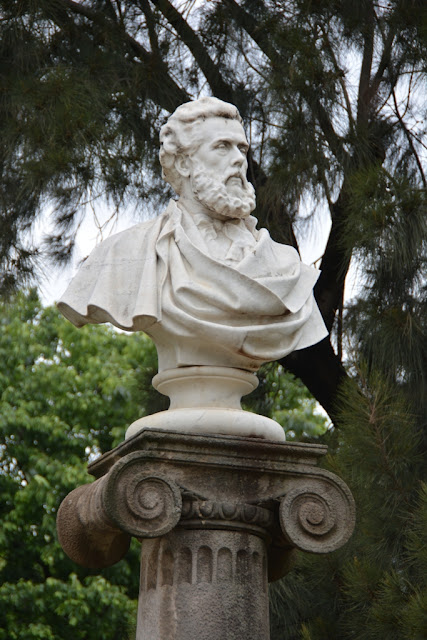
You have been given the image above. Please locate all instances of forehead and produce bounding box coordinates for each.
[193,116,247,146]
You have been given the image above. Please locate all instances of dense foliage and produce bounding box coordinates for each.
[0,290,144,639]
[270,370,427,639]
[1,0,425,421]
[1,1,426,638]
[0,290,325,638]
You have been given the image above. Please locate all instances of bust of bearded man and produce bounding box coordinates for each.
[58,97,328,441]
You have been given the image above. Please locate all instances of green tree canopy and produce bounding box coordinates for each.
[0,290,146,639]
[0,290,324,638]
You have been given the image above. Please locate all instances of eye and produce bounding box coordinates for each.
[215,141,229,150]
[238,145,249,155]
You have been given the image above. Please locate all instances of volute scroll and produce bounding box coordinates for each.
[103,455,183,538]
[278,476,356,554]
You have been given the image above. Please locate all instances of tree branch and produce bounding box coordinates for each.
[282,337,348,426]
[317,3,380,334]
[315,187,352,332]
[223,0,280,68]
[103,0,120,23]
[312,98,349,166]
[370,19,397,97]
[357,1,375,124]
[392,88,427,189]
[319,26,355,135]
[149,0,234,103]
[139,0,162,59]
[315,5,405,334]
[56,0,189,111]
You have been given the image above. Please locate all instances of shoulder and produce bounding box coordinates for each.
[103,215,162,247]
[254,225,300,259]
[88,207,172,257]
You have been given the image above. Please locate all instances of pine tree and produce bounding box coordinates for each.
[1,2,426,637]
[269,72,426,636]
[1,0,425,422]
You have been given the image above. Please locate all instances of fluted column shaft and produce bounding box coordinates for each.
[57,430,355,640]
[138,529,269,640]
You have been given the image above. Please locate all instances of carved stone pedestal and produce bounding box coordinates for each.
[57,430,355,640]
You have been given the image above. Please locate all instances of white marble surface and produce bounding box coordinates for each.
[58,97,328,440]
[58,196,327,373]
[126,366,286,441]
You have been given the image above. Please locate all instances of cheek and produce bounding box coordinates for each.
[212,158,228,172]
[201,155,227,173]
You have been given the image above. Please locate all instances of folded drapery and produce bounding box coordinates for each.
[58,200,328,371]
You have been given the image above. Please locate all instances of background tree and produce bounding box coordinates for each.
[1,2,426,638]
[0,290,145,639]
[243,363,328,440]
[0,290,324,638]
[1,0,425,422]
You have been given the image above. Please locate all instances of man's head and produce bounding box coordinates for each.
[159,97,256,220]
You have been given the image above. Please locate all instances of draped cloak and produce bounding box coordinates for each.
[57,200,328,372]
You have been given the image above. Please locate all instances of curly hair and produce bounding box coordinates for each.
[159,97,243,194]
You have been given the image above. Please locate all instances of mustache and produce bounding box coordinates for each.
[224,171,249,186]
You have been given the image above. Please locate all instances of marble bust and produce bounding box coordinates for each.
[58,97,327,441]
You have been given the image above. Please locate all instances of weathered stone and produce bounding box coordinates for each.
[57,482,131,569]
[137,529,269,640]
[57,430,355,639]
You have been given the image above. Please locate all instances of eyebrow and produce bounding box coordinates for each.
[211,135,249,148]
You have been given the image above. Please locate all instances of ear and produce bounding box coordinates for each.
[175,154,191,178]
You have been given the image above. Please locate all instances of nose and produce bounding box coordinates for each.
[230,145,245,168]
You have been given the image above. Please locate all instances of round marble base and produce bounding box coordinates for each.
[125,366,286,442]
[125,407,286,441]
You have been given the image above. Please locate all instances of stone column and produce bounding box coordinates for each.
[57,430,355,640]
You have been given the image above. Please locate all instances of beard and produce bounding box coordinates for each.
[190,168,256,220]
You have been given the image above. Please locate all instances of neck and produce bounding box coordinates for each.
[177,196,229,221]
